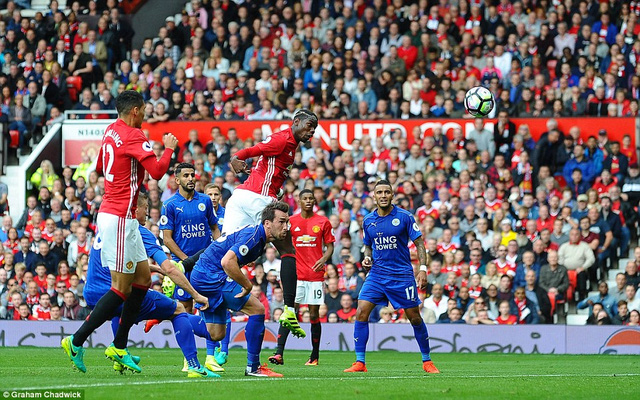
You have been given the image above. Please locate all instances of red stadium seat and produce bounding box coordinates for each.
[547,60,557,82]
[67,76,83,103]
[554,175,567,189]
[566,269,577,303]
[8,130,19,149]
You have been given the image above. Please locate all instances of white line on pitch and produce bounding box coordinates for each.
[7,373,640,391]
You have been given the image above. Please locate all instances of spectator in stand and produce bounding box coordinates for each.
[558,228,596,301]
[578,281,617,318]
[539,249,569,312]
[336,293,356,323]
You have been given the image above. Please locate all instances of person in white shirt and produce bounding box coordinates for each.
[423,284,449,319]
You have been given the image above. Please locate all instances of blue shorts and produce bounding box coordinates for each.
[358,275,420,310]
[87,289,177,322]
[194,279,250,325]
[173,272,193,302]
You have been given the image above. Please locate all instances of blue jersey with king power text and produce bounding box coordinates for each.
[159,191,218,261]
[83,226,167,304]
[362,205,423,280]
[191,224,267,289]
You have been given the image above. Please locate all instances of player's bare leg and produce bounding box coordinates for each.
[105,259,151,373]
[344,300,376,373]
[272,233,306,338]
[404,306,439,374]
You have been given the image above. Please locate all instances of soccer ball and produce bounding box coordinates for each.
[464,86,495,118]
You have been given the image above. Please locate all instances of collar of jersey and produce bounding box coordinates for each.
[373,205,397,218]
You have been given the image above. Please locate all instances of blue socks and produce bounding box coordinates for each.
[412,322,432,362]
[245,314,265,370]
[172,313,200,368]
[206,339,219,356]
[187,314,212,340]
[354,320,369,364]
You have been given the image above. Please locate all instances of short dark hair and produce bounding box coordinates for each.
[115,90,144,116]
[175,162,195,176]
[261,201,289,223]
[293,109,318,124]
[374,179,392,189]
[299,188,313,198]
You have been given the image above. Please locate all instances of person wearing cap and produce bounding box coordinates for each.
[563,144,596,186]
[499,219,516,247]
[572,194,590,220]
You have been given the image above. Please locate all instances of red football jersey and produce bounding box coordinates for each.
[290,213,335,282]
[237,128,298,198]
[97,119,172,219]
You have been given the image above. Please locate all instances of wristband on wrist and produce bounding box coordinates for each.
[419,264,428,272]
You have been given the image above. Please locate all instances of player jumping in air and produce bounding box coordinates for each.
[227,109,318,338]
[269,189,334,366]
[61,90,178,373]
[82,194,216,378]
[344,180,440,374]
[190,202,292,378]
[157,163,221,373]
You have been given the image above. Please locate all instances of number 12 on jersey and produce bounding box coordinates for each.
[103,143,115,182]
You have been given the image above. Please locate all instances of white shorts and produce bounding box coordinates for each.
[221,188,274,235]
[97,212,146,274]
[295,280,325,305]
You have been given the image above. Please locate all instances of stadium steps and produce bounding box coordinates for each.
[567,314,589,325]
[576,307,590,315]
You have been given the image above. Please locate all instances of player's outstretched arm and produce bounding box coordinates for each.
[414,237,429,289]
[160,258,208,309]
[221,250,253,298]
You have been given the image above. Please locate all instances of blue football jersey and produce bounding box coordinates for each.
[362,205,422,280]
[192,224,267,288]
[159,191,218,261]
[214,205,225,231]
[84,226,167,303]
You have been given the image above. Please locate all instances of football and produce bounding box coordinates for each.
[464,86,495,118]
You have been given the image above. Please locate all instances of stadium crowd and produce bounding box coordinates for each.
[1,0,640,326]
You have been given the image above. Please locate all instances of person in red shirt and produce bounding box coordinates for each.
[64,91,179,373]
[33,292,52,320]
[592,169,618,197]
[336,293,357,322]
[24,209,45,239]
[536,205,555,232]
[32,264,48,291]
[397,36,418,70]
[228,109,318,338]
[15,303,37,320]
[271,189,335,366]
[495,300,518,325]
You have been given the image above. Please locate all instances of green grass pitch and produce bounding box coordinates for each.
[1,348,639,399]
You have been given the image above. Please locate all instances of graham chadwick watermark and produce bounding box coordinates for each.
[2,390,84,399]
